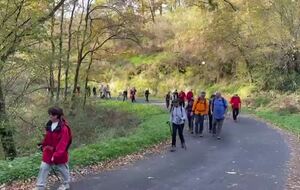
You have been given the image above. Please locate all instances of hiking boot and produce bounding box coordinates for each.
[181,143,187,150]
[57,184,70,190]
[170,145,176,152]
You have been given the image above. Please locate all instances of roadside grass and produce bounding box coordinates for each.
[0,101,169,184]
[246,108,300,135]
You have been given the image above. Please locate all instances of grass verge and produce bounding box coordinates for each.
[0,101,169,184]
[247,108,300,135]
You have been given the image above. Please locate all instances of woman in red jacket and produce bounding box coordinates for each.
[230,94,242,121]
[36,107,71,190]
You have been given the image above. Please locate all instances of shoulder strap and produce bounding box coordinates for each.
[222,98,227,109]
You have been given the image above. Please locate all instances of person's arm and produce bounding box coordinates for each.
[191,101,196,115]
[52,127,70,162]
[182,107,187,121]
[205,100,209,115]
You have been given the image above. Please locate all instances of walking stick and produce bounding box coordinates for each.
[166,121,172,136]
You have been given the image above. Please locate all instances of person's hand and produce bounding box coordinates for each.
[51,157,54,162]
[191,112,194,116]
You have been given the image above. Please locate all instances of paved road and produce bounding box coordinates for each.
[68,109,290,190]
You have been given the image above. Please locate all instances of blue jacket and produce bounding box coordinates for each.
[212,97,228,120]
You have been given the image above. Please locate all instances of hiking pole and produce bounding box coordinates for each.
[166,121,172,136]
[37,144,61,182]
[50,165,61,182]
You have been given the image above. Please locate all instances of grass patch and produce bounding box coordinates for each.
[251,109,300,134]
[128,53,173,66]
[0,101,169,184]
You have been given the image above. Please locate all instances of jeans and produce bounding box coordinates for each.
[232,108,239,120]
[194,115,205,134]
[172,123,185,146]
[36,162,70,190]
[212,118,224,136]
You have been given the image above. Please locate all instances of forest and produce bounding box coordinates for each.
[0,0,299,163]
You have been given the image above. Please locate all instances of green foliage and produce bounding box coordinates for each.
[255,110,300,135]
[0,101,169,184]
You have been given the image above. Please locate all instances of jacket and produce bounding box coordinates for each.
[192,98,209,115]
[212,97,228,120]
[170,106,187,125]
[42,119,71,165]
[230,96,241,109]
[186,91,194,101]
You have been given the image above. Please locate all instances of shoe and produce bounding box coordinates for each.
[199,134,204,137]
[217,136,221,140]
[191,131,194,134]
[209,130,212,133]
[181,143,187,150]
[57,184,70,190]
[170,145,176,152]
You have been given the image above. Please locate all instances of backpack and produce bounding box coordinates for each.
[171,106,184,121]
[195,98,207,111]
[212,97,227,112]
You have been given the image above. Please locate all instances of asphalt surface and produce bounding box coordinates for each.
[67,102,290,190]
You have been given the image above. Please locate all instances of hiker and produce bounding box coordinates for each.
[123,89,128,101]
[208,94,216,133]
[145,89,150,102]
[178,90,186,107]
[92,87,97,97]
[165,91,171,109]
[106,85,111,98]
[170,99,187,152]
[211,92,228,139]
[130,87,137,103]
[172,89,179,100]
[230,94,241,121]
[186,98,194,134]
[186,89,194,102]
[192,91,209,137]
[35,107,72,190]
[99,84,104,98]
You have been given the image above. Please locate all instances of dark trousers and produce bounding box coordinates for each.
[232,108,239,120]
[172,123,185,146]
[187,113,194,131]
[166,100,170,109]
[145,95,149,102]
[212,118,224,136]
[131,96,136,103]
[123,95,127,101]
[194,115,205,134]
[179,100,185,107]
[208,113,213,131]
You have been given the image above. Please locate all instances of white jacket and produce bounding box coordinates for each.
[170,106,187,125]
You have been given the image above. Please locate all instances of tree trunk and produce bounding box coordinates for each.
[64,0,77,101]
[71,0,91,102]
[56,3,65,102]
[83,52,94,106]
[49,11,55,102]
[0,78,17,160]
[149,0,155,22]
